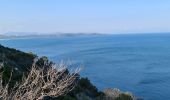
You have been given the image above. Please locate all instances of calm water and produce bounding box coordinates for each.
[1,34,170,100]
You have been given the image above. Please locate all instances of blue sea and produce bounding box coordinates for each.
[1,34,170,100]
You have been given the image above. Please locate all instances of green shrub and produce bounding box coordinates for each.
[115,93,133,100]
[2,65,11,83]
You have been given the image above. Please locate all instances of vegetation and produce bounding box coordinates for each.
[0,62,79,100]
[115,94,133,100]
[56,78,105,100]
[0,44,35,71]
[0,44,139,100]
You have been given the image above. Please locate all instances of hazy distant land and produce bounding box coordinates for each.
[0,32,103,39]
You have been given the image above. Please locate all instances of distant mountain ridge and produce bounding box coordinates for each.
[0,32,102,39]
[1,32,101,36]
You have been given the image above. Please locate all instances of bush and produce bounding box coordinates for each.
[115,93,133,100]
[0,62,80,100]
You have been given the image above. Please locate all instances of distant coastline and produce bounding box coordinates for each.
[1,32,170,40]
[0,33,104,40]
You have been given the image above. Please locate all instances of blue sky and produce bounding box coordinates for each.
[0,0,170,34]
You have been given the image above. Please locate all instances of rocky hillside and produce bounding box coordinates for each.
[0,44,140,100]
[0,44,35,71]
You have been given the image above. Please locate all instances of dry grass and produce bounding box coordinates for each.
[0,62,80,100]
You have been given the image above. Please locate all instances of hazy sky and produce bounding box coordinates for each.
[0,0,170,34]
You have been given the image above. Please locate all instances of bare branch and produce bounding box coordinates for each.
[0,62,80,100]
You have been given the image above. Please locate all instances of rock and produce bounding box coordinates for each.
[103,88,137,100]
[104,88,121,99]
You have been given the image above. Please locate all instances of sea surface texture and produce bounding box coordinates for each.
[1,34,170,100]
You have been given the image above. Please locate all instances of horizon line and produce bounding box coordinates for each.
[0,31,170,36]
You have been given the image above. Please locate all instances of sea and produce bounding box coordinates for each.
[1,33,170,100]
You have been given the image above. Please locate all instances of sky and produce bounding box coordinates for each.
[0,0,170,35]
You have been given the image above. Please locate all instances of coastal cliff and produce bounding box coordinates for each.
[0,44,140,100]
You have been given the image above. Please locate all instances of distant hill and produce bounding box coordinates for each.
[0,35,7,39]
[0,32,102,39]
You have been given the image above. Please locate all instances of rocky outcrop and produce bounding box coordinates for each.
[104,88,143,100]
